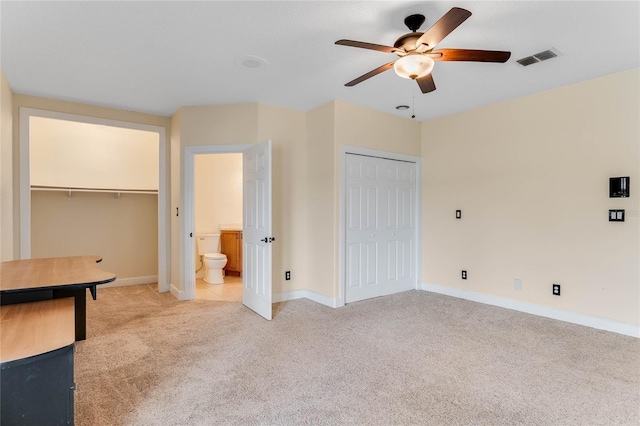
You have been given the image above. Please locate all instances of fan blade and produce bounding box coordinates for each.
[415,7,472,49]
[345,62,395,86]
[336,39,403,54]
[416,73,436,94]
[433,48,511,63]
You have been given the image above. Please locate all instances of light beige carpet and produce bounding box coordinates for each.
[75,285,640,425]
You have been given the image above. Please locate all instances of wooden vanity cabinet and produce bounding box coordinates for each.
[220,230,242,276]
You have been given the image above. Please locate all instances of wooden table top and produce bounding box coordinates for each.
[1,298,75,363]
[0,256,116,292]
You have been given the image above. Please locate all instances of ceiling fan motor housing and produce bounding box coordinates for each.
[394,32,425,52]
[395,14,427,52]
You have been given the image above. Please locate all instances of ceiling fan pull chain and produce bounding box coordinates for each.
[412,89,416,119]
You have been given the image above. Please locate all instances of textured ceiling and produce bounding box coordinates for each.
[1,1,638,121]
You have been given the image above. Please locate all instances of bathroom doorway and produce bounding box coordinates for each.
[193,153,243,302]
[182,141,274,320]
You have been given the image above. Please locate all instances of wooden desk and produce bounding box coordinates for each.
[1,298,76,425]
[1,297,75,363]
[0,256,116,341]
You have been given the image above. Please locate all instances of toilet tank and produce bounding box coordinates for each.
[196,234,221,255]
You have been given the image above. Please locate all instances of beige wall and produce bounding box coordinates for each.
[1,69,14,261]
[304,100,422,299]
[334,100,421,157]
[422,68,640,325]
[31,191,158,278]
[30,117,159,190]
[180,104,259,147]
[12,94,170,283]
[258,103,307,294]
[304,102,336,297]
[194,153,242,274]
[29,190,159,279]
[194,153,243,235]
[8,68,635,328]
[171,104,258,292]
[173,103,307,294]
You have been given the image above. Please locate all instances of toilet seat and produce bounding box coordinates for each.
[204,252,227,260]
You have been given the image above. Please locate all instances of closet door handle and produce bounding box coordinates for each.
[261,238,268,243]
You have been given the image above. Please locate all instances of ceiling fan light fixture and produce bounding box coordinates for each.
[393,54,434,80]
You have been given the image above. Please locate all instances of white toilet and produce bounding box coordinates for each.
[196,234,228,284]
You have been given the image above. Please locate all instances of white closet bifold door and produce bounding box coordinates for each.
[345,153,416,303]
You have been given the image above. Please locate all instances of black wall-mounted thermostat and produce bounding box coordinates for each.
[610,177,630,198]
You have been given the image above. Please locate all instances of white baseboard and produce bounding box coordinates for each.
[274,290,339,308]
[421,283,639,338]
[273,290,307,303]
[170,284,186,300]
[101,275,158,289]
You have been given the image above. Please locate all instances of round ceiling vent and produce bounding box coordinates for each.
[234,55,268,71]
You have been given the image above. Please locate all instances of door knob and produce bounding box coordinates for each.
[261,238,268,243]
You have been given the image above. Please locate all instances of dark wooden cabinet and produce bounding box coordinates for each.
[220,230,242,276]
[1,345,75,425]
[1,298,76,425]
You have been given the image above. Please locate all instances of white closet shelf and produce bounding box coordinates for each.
[31,185,158,195]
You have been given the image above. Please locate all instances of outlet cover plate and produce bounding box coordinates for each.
[552,284,561,296]
[461,270,467,280]
[514,279,523,291]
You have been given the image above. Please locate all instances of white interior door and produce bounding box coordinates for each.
[345,154,416,303]
[242,140,273,320]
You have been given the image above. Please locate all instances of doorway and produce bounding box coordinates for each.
[182,142,273,320]
[19,108,168,292]
[193,153,243,302]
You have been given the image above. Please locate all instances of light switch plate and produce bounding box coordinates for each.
[609,209,625,222]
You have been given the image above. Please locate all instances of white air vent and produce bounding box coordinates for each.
[516,48,561,67]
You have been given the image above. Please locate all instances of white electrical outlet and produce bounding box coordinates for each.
[514,279,522,291]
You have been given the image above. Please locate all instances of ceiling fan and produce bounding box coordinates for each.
[335,7,511,93]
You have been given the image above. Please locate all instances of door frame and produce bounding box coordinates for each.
[338,145,422,307]
[182,144,251,300]
[19,107,169,292]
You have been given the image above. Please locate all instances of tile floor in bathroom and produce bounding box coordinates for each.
[195,275,242,302]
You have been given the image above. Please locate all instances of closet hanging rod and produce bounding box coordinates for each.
[30,185,158,195]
